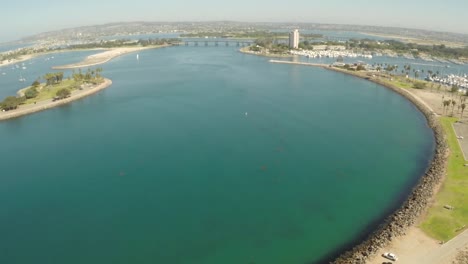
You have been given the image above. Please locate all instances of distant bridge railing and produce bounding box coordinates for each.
[173,40,255,47]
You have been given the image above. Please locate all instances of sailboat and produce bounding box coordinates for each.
[137,54,139,60]
[19,73,26,82]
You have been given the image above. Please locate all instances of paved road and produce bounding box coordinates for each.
[418,230,468,264]
[368,228,468,264]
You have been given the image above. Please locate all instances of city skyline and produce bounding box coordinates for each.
[2,0,468,42]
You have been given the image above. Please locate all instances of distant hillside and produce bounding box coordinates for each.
[21,21,468,45]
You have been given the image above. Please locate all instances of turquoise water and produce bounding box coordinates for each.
[0,47,434,264]
[0,50,99,98]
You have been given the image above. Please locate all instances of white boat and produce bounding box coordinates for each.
[137,54,139,60]
[22,66,27,70]
[19,74,26,82]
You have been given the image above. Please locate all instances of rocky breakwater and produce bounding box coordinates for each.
[330,74,449,264]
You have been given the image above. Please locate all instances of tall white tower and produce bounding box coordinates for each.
[289,29,299,49]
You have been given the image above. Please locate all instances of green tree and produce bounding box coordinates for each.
[95,68,103,79]
[385,65,396,74]
[55,72,64,83]
[24,87,39,99]
[44,73,55,86]
[451,100,457,116]
[56,88,71,99]
[72,69,84,82]
[0,96,25,111]
[32,79,40,87]
[443,100,451,115]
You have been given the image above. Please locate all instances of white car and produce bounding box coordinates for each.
[382,252,398,261]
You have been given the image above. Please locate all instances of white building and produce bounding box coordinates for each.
[289,29,299,49]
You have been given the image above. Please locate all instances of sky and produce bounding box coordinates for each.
[2,0,468,42]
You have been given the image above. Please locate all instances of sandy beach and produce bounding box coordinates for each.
[0,54,36,68]
[52,45,169,70]
[0,78,112,121]
[0,49,104,69]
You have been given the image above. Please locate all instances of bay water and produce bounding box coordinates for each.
[0,46,434,264]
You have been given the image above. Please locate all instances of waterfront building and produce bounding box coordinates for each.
[289,29,299,49]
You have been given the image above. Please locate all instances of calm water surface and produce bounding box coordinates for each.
[0,47,434,264]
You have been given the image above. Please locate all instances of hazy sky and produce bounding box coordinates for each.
[2,0,468,41]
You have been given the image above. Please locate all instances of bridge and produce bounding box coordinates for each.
[321,36,349,42]
[174,40,255,47]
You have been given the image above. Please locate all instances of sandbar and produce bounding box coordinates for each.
[0,54,36,68]
[52,45,169,70]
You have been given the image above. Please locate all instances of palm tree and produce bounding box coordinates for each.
[443,100,451,115]
[451,100,457,116]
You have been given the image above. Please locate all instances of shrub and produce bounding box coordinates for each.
[413,82,427,89]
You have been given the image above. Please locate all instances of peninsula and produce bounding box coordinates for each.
[0,69,111,121]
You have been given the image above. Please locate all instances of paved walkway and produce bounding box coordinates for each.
[419,230,468,264]
[453,122,468,161]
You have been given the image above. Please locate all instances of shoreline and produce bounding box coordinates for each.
[52,45,170,70]
[328,67,448,264]
[0,48,106,69]
[239,46,293,58]
[0,78,112,121]
[0,54,36,68]
[268,59,449,263]
[358,31,467,48]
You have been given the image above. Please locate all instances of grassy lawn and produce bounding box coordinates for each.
[380,76,422,89]
[24,79,78,104]
[420,117,468,241]
[382,75,466,241]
